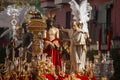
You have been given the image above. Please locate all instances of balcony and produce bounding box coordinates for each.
[55,0,71,5]
[40,0,55,8]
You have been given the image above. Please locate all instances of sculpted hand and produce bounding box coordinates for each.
[46,41,55,48]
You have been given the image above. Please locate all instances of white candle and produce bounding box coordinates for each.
[64,63,66,72]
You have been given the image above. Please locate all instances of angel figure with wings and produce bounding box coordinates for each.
[61,0,92,72]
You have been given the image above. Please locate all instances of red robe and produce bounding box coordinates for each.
[43,38,61,67]
[76,74,88,80]
[45,74,56,80]
[57,74,69,80]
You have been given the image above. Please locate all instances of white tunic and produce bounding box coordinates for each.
[72,29,87,71]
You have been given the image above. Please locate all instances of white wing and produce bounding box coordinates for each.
[80,0,92,37]
[69,0,81,21]
[80,0,89,23]
[69,0,92,37]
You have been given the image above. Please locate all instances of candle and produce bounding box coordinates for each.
[64,63,66,72]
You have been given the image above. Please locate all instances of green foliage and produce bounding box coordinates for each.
[34,0,44,14]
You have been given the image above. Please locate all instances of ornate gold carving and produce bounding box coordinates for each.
[28,19,46,54]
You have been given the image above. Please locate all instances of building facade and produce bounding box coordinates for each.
[40,0,120,46]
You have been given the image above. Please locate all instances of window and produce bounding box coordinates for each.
[66,11,71,29]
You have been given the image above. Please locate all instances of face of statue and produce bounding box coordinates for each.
[46,18,55,30]
[72,21,78,31]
